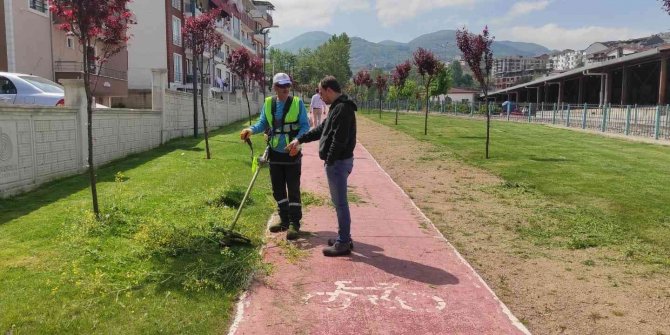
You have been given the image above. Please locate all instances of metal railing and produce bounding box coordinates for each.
[54,61,127,80]
[185,74,211,85]
[364,99,670,141]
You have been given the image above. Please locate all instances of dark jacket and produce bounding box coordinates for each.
[298,94,357,165]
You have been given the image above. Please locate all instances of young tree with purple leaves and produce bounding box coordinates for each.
[353,69,372,106]
[50,0,135,217]
[183,9,224,159]
[375,74,388,118]
[662,0,670,13]
[457,26,494,159]
[227,48,264,125]
[413,48,441,135]
[392,60,412,125]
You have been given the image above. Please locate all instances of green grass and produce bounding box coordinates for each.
[362,110,670,266]
[0,122,275,334]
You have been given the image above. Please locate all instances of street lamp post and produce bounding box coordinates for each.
[257,25,278,99]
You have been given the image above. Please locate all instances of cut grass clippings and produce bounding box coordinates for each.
[0,122,275,334]
[362,110,670,266]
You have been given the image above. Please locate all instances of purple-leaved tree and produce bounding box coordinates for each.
[457,26,494,158]
[413,48,441,135]
[392,60,412,125]
[50,0,135,217]
[183,9,224,159]
[662,0,670,13]
[353,70,373,106]
[227,48,264,125]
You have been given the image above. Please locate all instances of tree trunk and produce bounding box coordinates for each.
[424,85,430,135]
[199,56,211,159]
[192,51,199,138]
[485,90,490,159]
[395,99,399,125]
[243,80,252,125]
[379,94,382,119]
[83,43,99,218]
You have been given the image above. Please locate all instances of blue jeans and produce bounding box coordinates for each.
[325,157,354,243]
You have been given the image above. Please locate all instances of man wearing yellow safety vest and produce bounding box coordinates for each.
[240,73,310,240]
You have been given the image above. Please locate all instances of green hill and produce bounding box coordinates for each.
[273,30,550,71]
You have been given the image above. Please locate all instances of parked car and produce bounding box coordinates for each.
[0,72,110,108]
[0,72,65,106]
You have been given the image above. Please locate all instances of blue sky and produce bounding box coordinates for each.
[268,0,669,50]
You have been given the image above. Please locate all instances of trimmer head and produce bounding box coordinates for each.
[213,226,253,247]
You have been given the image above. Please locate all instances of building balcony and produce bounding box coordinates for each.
[215,20,258,54]
[249,9,273,27]
[211,0,256,30]
[54,61,128,97]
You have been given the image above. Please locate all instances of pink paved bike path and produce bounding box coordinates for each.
[228,142,530,335]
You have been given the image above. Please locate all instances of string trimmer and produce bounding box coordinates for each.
[214,138,269,247]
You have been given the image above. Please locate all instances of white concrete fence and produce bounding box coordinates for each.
[0,69,261,198]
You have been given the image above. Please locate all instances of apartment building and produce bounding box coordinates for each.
[126,0,272,105]
[548,49,584,72]
[493,55,548,90]
[1,0,129,105]
[584,34,670,65]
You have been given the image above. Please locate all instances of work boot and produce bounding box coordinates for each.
[327,238,354,250]
[323,241,352,257]
[269,222,289,233]
[286,225,300,240]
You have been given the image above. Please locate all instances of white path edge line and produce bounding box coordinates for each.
[357,141,532,335]
[227,214,276,335]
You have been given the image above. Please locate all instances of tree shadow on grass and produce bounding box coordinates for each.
[0,124,246,226]
[290,230,459,286]
[529,156,571,162]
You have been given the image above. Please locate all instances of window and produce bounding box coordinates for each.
[172,0,181,10]
[174,54,183,83]
[18,76,63,94]
[66,36,74,49]
[29,0,47,13]
[172,16,182,46]
[0,77,17,95]
[186,59,192,76]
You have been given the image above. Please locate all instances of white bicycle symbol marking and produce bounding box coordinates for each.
[302,281,446,312]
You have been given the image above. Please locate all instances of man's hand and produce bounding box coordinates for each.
[240,128,252,140]
[286,139,300,156]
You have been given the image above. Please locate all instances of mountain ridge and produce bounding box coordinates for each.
[273,30,551,71]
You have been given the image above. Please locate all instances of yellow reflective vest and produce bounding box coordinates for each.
[264,96,301,149]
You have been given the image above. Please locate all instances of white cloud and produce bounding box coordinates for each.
[497,24,652,50]
[508,0,550,17]
[375,0,476,27]
[492,0,550,24]
[271,0,371,29]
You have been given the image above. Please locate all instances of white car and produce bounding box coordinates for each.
[0,72,65,106]
[0,72,110,108]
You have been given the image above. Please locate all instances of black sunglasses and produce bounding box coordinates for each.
[275,83,291,89]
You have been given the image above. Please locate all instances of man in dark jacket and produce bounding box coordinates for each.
[287,76,357,257]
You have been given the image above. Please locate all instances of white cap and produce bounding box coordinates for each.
[272,72,292,85]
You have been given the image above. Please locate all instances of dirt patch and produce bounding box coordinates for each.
[357,117,670,335]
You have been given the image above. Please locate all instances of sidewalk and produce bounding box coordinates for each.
[228,141,531,335]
